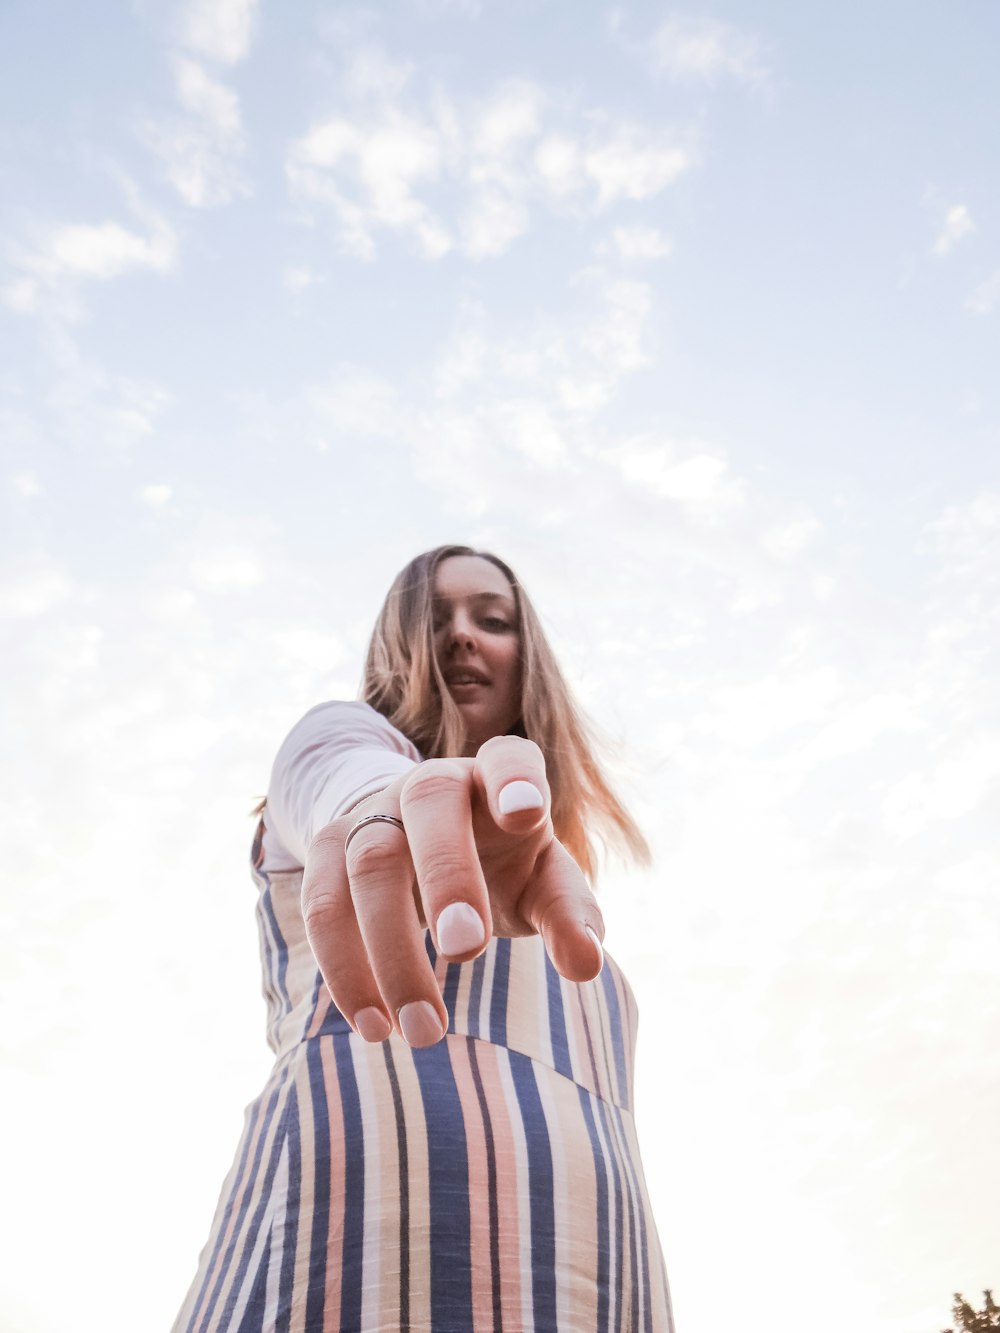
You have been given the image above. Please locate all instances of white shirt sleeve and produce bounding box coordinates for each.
[260,700,423,871]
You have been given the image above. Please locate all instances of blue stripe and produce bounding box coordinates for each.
[442,961,462,1032]
[509,1051,557,1330]
[544,956,571,1081]
[304,1041,330,1331]
[413,1039,474,1328]
[275,1084,301,1333]
[577,1086,610,1332]
[607,1105,640,1333]
[196,1067,290,1333]
[489,939,511,1046]
[594,1096,626,1331]
[600,966,630,1109]
[335,1035,366,1330]
[184,1091,266,1333]
[260,886,290,1015]
[235,1225,271,1333]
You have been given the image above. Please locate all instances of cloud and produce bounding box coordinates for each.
[181,0,259,65]
[0,553,75,619]
[599,225,673,261]
[599,434,748,522]
[286,66,694,260]
[932,203,975,257]
[650,15,770,87]
[140,484,174,506]
[3,205,177,315]
[966,269,1000,315]
[141,57,246,207]
[173,56,242,136]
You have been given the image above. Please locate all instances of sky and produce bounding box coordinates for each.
[1,1,999,1330]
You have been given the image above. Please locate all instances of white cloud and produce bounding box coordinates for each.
[600,434,748,521]
[4,208,177,315]
[173,56,242,136]
[601,224,673,261]
[966,269,1000,315]
[282,265,325,291]
[142,57,246,208]
[286,67,693,260]
[761,516,824,560]
[189,546,263,592]
[48,218,176,279]
[470,79,544,166]
[140,484,174,506]
[459,189,529,259]
[288,108,450,259]
[533,133,583,196]
[577,276,652,373]
[11,472,42,498]
[582,123,692,207]
[181,0,259,65]
[932,203,974,257]
[0,554,74,619]
[651,15,769,87]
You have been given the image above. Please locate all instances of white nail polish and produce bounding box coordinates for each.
[436,902,486,956]
[498,779,544,814]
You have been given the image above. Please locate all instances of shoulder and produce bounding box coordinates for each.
[277,700,423,761]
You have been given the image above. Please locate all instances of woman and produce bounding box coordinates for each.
[173,545,675,1332]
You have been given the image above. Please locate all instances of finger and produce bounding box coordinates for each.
[473,734,550,835]
[399,760,492,963]
[515,838,606,983]
[302,826,394,1043]
[345,823,449,1048]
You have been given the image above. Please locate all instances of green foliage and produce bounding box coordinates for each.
[943,1290,1000,1333]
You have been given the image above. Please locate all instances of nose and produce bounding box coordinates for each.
[442,609,477,654]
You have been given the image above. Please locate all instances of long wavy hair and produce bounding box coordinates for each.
[362,544,651,884]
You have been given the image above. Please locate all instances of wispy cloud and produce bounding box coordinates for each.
[966,269,1000,314]
[932,203,975,256]
[2,202,177,316]
[649,15,770,88]
[141,56,247,207]
[180,0,260,65]
[598,224,673,261]
[286,65,694,260]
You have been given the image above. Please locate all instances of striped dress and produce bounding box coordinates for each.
[172,821,675,1332]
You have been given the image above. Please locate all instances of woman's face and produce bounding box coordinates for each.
[431,555,523,756]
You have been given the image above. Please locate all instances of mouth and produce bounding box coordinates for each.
[445,668,490,687]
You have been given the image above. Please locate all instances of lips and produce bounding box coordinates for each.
[445,667,490,685]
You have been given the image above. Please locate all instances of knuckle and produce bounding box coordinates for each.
[479,733,544,766]
[401,761,467,806]
[345,835,402,878]
[301,885,345,934]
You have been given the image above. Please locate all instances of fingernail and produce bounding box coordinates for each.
[398,1001,445,1047]
[353,1007,391,1043]
[436,902,486,956]
[585,925,604,972]
[498,779,544,814]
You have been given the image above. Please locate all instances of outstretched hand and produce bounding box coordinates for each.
[301,734,605,1048]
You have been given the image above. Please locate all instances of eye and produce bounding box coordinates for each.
[483,617,510,631]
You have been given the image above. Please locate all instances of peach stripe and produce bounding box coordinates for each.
[447,1036,494,1333]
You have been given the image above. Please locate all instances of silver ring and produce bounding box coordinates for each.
[344,813,406,854]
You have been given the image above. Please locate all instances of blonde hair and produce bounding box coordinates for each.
[362,544,651,884]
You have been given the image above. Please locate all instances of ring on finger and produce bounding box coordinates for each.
[344,814,406,854]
